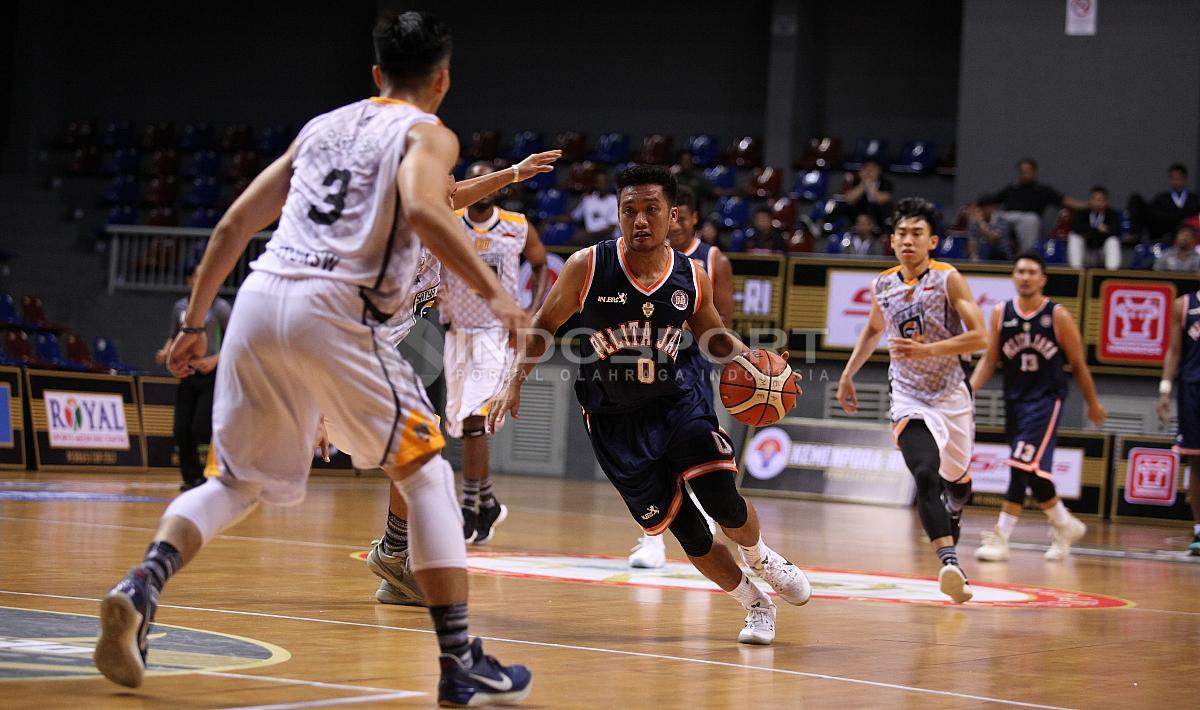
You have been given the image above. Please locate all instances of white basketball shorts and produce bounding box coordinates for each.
[890,381,974,483]
[442,326,511,438]
[212,271,444,505]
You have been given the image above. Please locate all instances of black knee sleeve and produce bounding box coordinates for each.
[1027,471,1057,503]
[897,420,953,541]
[688,471,748,529]
[1005,467,1029,505]
[668,496,715,557]
[461,424,486,439]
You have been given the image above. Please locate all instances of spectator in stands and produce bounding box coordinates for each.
[671,150,715,207]
[154,264,232,491]
[843,158,893,226]
[1146,163,1200,242]
[993,158,1085,252]
[698,218,720,246]
[1067,185,1121,270]
[1153,224,1200,272]
[571,170,619,242]
[734,207,787,254]
[848,214,884,257]
[967,196,1014,261]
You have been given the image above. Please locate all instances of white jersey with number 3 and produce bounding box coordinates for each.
[251,97,440,314]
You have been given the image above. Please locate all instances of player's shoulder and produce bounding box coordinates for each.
[453,208,466,218]
[497,209,528,225]
[928,259,957,273]
[877,264,903,278]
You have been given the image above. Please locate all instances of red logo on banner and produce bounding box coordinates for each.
[1125,448,1178,506]
[1099,282,1175,363]
[843,286,872,317]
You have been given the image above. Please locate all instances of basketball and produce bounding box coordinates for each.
[719,350,801,426]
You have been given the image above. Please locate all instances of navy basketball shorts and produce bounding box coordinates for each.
[583,389,736,535]
[1005,397,1063,478]
[1174,381,1200,455]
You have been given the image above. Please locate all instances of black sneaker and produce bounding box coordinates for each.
[474,501,508,545]
[941,490,962,545]
[438,637,532,707]
[94,569,158,687]
[462,507,478,544]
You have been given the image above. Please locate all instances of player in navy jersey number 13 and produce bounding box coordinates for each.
[1158,286,1200,555]
[489,166,809,645]
[970,252,1106,562]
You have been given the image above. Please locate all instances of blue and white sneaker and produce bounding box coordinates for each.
[94,569,158,687]
[438,637,532,707]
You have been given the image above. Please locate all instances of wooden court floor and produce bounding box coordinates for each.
[2,471,1198,709]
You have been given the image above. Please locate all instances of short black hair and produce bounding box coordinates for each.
[1169,163,1188,176]
[616,164,677,203]
[1013,249,1047,274]
[674,185,697,214]
[1090,185,1108,196]
[891,196,939,234]
[372,11,452,87]
[1017,157,1038,170]
[1177,223,1197,237]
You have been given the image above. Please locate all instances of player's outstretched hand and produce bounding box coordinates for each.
[167,331,207,378]
[488,295,531,350]
[486,384,521,434]
[313,416,331,463]
[1088,401,1108,428]
[836,376,858,415]
[779,350,804,401]
[516,150,562,180]
[1156,394,1171,427]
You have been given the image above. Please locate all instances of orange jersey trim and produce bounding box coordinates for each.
[617,243,673,296]
[579,246,596,312]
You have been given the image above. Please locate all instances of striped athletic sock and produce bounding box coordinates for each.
[478,478,496,508]
[430,602,472,665]
[381,511,408,556]
[137,540,182,593]
[936,545,959,568]
[461,479,481,511]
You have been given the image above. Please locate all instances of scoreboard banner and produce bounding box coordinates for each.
[968,426,1110,517]
[737,417,916,506]
[1083,270,1200,376]
[138,376,180,472]
[24,369,146,472]
[725,253,787,336]
[0,366,27,470]
[1111,434,1194,523]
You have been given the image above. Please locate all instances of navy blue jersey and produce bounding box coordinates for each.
[998,298,1069,401]
[576,239,702,413]
[1182,291,1200,385]
[677,238,720,375]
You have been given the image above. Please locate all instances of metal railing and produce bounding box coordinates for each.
[105,225,271,295]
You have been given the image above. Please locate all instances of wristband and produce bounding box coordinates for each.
[180,325,206,334]
[510,165,520,184]
[1159,380,1172,395]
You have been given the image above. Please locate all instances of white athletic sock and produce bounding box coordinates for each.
[1044,501,1071,526]
[739,537,769,566]
[996,512,1019,538]
[394,457,468,572]
[727,574,767,609]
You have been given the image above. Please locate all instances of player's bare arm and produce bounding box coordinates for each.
[400,123,528,338]
[1158,295,1186,425]
[969,302,1005,392]
[837,292,886,415]
[1054,305,1107,426]
[687,264,746,361]
[711,249,735,328]
[523,222,549,313]
[168,144,296,377]
[890,270,986,359]
[451,150,562,210]
[486,248,590,432]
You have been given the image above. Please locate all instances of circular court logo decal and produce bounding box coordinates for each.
[745,427,790,480]
[0,606,290,681]
[396,552,1130,609]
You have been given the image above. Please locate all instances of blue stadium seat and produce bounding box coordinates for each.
[717,196,749,229]
[104,205,139,227]
[0,293,37,330]
[508,131,543,161]
[826,233,851,255]
[184,150,219,179]
[93,337,131,373]
[534,189,567,221]
[728,229,747,253]
[104,149,140,177]
[178,123,213,152]
[704,165,735,191]
[101,174,139,205]
[101,121,136,150]
[256,125,289,156]
[591,133,629,163]
[687,135,719,167]
[844,138,888,171]
[890,141,936,174]
[522,168,556,193]
[188,208,220,229]
[1038,238,1068,265]
[34,333,75,370]
[182,177,221,209]
[1130,243,1154,270]
[937,234,968,260]
[789,170,829,202]
[540,222,575,245]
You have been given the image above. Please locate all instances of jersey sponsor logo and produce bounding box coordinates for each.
[640,505,660,520]
[596,293,628,305]
[412,284,439,318]
[474,237,492,252]
[1002,318,1019,327]
[642,301,655,317]
[1099,282,1174,363]
[1124,448,1178,505]
[265,244,341,271]
[745,427,790,480]
[671,290,690,311]
[587,321,684,361]
[1001,332,1060,361]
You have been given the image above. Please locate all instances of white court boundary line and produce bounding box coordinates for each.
[203,672,423,710]
[1,589,1070,709]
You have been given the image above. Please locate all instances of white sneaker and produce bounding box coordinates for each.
[938,563,974,603]
[744,546,811,606]
[737,598,777,645]
[628,534,666,569]
[1045,515,1086,561]
[975,528,1010,561]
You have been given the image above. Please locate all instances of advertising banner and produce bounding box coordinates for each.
[0,366,27,470]
[25,369,146,471]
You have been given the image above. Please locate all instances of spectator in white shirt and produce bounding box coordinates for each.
[572,171,619,242]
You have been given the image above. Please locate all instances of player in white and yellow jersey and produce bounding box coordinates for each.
[837,197,986,603]
[440,161,548,545]
[94,13,535,706]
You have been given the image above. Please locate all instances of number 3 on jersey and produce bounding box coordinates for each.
[1019,353,1039,372]
[308,168,351,225]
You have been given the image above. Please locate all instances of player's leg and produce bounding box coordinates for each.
[468,328,511,544]
[977,468,1025,561]
[173,376,203,490]
[1188,455,1200,555]
[464,415,507,544]
[367,482,426,606]
[1177,383,1200,554]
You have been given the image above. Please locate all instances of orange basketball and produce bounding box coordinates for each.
[719,350,802,426]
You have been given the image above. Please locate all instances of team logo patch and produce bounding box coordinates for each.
[671,290,689,310]
[642,302,655,317]
[1040,314,1053,328]
[1023,322,1031,332]
[640,505,660,520]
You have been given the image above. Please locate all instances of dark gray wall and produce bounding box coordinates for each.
[956,0,1200,207]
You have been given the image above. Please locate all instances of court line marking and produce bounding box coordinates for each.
[201,671,422,696]
[1,590,1070,709]
[217,693,423,710]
